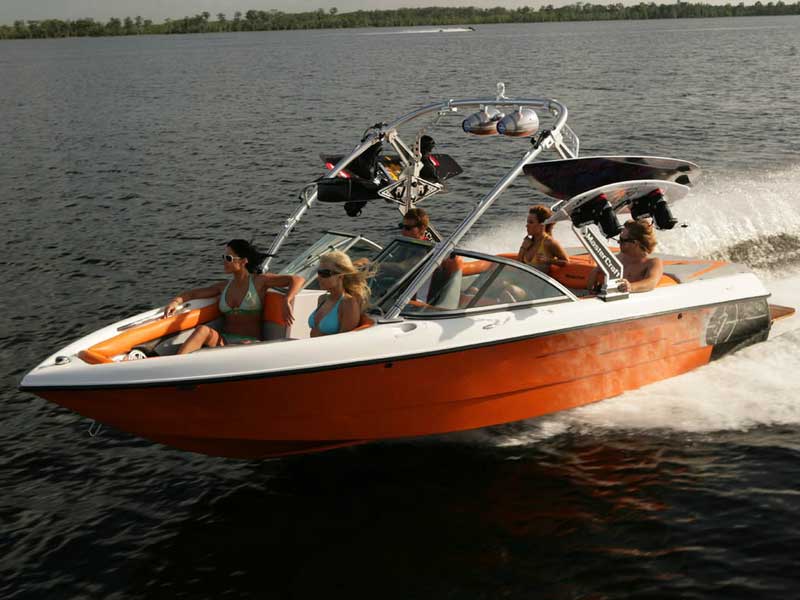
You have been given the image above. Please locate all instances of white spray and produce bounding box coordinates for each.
[464,165,800,443]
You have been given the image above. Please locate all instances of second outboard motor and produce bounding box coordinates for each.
[631,189,678,230]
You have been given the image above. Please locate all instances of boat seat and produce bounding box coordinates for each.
[262,290,290,340]
[426,255,464,309]
[497,252,677,290]
[550,256,678,290]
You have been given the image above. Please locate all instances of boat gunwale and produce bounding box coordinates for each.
[19,292,771,393]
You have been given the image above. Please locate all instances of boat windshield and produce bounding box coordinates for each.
[368,238,434,305]
[279,232,381,286]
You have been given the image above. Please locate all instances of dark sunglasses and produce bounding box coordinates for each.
[398,222,419,231]
[222,254,242,262]
[317,268,339,278]
[619,236,645,250]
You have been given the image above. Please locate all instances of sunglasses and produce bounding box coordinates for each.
[222,254,243,262]
[317,268,339,278]
[398,222,419,231]
[620,236,645,250]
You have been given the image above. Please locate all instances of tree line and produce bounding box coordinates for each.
[2,3,799,39]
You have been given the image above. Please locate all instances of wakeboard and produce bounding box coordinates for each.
[524,156,700,201]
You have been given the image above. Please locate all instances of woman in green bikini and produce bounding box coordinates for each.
[517,204,569,273]
[163,239,304,354]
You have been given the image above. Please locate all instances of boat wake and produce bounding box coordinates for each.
[463,164,800,444]
[492,322,800,446]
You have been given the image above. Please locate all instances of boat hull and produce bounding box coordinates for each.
[29,301,770,459]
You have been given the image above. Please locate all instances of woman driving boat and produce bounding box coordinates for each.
[518,204,569,272]
[163,239,304,354]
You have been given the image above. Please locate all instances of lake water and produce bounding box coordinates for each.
[2,17,800,599]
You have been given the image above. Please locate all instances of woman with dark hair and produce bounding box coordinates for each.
[518,204,569,272]
[163,239,304,354]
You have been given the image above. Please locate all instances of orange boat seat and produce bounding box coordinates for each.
[262,290,290,340]
[498,252,677,290]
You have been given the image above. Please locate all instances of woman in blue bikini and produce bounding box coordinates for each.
[308,251,371,337]
[163,239,304,354]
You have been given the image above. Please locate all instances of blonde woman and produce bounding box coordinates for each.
[308,251,371,336]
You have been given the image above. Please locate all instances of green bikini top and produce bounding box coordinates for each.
[219,276,263,315]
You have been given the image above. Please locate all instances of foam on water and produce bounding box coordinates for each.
[464,165,800,446]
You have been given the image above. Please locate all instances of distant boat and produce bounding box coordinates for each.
[362,27,475,35]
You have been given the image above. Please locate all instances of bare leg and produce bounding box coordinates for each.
[177,325,224,355]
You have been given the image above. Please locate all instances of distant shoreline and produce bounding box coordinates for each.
[3,3,799,40]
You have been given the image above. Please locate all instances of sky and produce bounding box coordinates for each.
[1,0,549,24]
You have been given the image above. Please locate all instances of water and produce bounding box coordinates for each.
[2,17,800,598]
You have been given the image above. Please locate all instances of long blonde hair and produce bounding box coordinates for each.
[319,250,372,308]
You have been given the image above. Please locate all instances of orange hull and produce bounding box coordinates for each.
[38,308,713,458]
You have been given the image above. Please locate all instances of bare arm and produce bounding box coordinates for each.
[338,296,362,334]
[546,238,570,266]
[164,282,226,317]
[257,273,305,325]
[627,257,664,293]
[517,237,531,262]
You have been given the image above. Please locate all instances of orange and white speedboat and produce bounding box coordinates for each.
[20,87,794,458]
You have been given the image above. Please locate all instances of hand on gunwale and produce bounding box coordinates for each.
[164,299,181,318]
[282,298,295,325]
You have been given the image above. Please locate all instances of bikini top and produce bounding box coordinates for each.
[522,235,552,272]
[219,276,263,315]
[308,296,343,335]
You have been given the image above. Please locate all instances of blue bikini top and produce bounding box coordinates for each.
[308,296,343,335]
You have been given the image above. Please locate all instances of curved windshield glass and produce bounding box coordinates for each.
[279,232,381,289]
[368,238,433,305]
[278,232,354,280]
[399,252,569,316]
